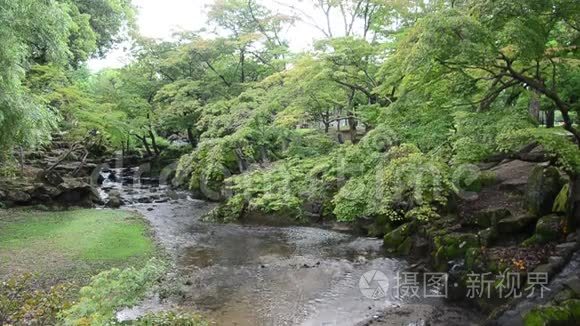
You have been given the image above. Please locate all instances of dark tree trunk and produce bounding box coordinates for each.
[528,91,541,124]
[348,114,357,143]
[234,148,247,172]
[187,127,198,148]
[569,175,580,231]
[545,109,555,128]
[240,48,246,83]
[148,128,160,156]
[139,136,153,157]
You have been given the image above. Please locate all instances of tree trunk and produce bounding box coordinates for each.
[348,114,357,143]
[139,136,153,157]
[18,146,24,175]
[569,175,580,231]
[528,91,541,124]
[148,128,160,156]
[240,48,246,83]
[545,109,555,128]
[187,127,198,148]
[234,148,247,172]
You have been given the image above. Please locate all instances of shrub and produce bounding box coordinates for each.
[0,274,71,325]
[61,259,167,325]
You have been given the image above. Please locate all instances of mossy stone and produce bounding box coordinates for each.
[525,166,563,217]
[535,214,564,243]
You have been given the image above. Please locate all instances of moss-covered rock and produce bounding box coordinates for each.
[383,222,416,253]
[525,166,564,217]
[535,214,565,243]
[433,232,479,271]
[465,247,484,271]
[497,214,538,233]
[467,208,511,228]
[523,299,580,326]
[478,227,498,247]
[397,236,414,255]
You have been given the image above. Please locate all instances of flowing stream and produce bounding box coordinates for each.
[99,167,482,325]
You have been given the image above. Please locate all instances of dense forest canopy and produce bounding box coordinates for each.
[1,0,579,223]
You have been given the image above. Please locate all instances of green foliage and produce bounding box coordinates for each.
[523,299,580,326]
[553,183,570,213]
[498,128,580,174]
[0,274,71,325]
[333,144,452,222]
[0,0,135,156]
[453,107,535,164]
[61,259,167,326]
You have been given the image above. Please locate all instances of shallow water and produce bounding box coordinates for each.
[102,168,482,325]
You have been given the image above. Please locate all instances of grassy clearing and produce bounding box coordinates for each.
[0,209,156,284]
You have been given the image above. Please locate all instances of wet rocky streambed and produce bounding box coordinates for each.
[98,167,506,325]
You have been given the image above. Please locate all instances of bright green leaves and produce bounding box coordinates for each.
[333,144,452,222]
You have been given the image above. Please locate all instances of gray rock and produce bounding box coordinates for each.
[566,232,577,242]
[555,242,577,258]
[166,190,179,200]
[564,276,580,296]
[106,190,123,208]
[57,180,101,207]
[6,190,31,203]
[468,208,511,228]
[106,196,123,208]
[535,214,564,243]
[525,166,564,217]
[498,177,528,193]
[533,263,557,276]
[491,160,539,183]
[548,256,565,267]
[478,227,498,247]
[553,289,575,303]
[497,214,537,233]
[39,170,64,186]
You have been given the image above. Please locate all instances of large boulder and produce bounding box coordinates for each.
[38,170,64,186]
[478,227,498,247]
[30,184,62,202]
[465,207,511,228]
[56,179,101,207]
[5,189,31,203]
[525,166,564,217]
[106,190,123,209]
[490,160,539,184]
[535,214,565,243]
[497,214,538,233]
[433,232,479,270]
[383,222,416,254]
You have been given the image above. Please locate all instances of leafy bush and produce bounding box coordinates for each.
[452,107,534,164]
[61,259,167,325]
[333,144,452,222]
[0,274,71,325]
[498,127,580,174]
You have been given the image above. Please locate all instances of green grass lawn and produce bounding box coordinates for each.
[0,209,156,284]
